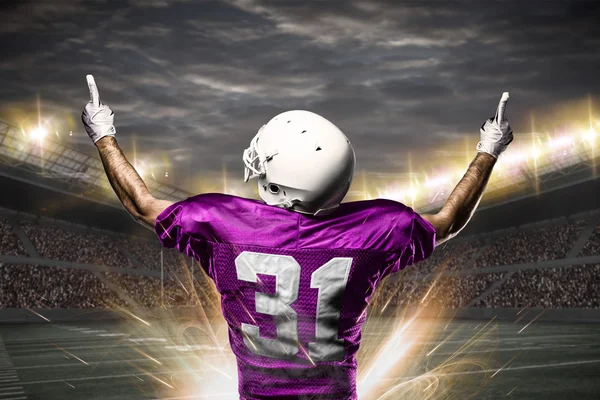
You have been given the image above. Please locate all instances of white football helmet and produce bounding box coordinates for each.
[243,110,355,216]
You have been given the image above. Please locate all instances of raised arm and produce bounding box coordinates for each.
[82,75,173,229]
[422,93,513,246]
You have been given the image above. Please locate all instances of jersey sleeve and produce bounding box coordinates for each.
[154,195,215,277]
[383,207,437,276]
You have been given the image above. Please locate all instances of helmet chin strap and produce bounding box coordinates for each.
[275,198,301,210]
[273,199,339,217]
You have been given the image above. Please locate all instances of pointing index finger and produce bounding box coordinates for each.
[86,74,100,107]
[494,92,509,124]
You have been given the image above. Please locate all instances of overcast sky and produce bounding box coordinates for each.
[0,0,599,191]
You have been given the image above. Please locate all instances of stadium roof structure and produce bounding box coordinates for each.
[1,117,599,215]
[0,119,192,210]
[348,125,600,213]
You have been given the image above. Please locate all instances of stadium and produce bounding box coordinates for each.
[1,98,600,400]
[2,1,600,399]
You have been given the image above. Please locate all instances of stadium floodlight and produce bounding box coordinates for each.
[29,125,48,141]
[582,128,597,144]
[547,136,574,149]
[3,109,600,215]
[530,146,542,160]
[0,119,192,206]
[424,175,450,188]
[500,150,526,165]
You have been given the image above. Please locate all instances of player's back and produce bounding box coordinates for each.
[155,193,435,399]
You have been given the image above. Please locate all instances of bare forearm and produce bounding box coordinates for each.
[82,77,173,229]
[95,136,164,226]
[442,152,495,234]
[421,93,511,245]
[425,152,496,243]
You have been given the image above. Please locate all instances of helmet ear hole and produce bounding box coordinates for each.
[268,184,280,194]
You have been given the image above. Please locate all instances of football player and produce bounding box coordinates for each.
[82,74,512,399]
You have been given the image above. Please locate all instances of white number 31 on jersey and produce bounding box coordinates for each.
[235,251,352,362]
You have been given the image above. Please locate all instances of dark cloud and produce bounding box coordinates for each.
[0,0,599,192]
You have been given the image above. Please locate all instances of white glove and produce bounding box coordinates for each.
[81,75,116,143]
[477,92,513,158]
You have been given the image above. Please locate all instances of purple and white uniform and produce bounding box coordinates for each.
[155,193,435,399]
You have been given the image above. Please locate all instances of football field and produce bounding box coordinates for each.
[1,317,599,399]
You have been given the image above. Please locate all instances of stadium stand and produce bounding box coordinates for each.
[579,222,600,257]
[123,238,188,272]
[103,272,196,308]
[0,216,28,256]
[1,206,600,310]
[408,239,486,274]
[0,264,123,308]
[379,273,504,309]
[472,220,587,268]
[474,265,600,308]
[123,239,164,271]
[21,222,133,268]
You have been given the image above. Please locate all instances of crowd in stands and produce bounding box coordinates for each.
[21,222,133,268]
[0,217,28,256]
[472,221,586,268]
[376,273,503,309]
[580,222,600,257]
[475,265,600,308]
[123,239,185,272]
[0,263,122,308]
[103,272,214,309]
[1,214,600,310]
[0,263,217,310]
[408,239,485,275]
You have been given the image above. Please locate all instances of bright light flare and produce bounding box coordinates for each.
[530,146,542,160]
[408,187,418,200]
[357,311,424,398]
[134,163,147,177]
[582,128,597,144]
[26,308,51,322]
[424,175,450,188]
[360,97,600,210]
[378,189,406,201]
[547,136,574,149]
[29,125,48,141]
[499,150,526,166]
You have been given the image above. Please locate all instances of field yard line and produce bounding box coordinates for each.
[3,326,590,344]
[0,390,26,396]
[0,386,22,391]
[7,342,177,355]
[373,358,600,383]
[13,354,202,370]
[16,358,600,386]
[6,332,596,354]
[4,334,191,347]
[0,334,25,400]
[7,340,596,364]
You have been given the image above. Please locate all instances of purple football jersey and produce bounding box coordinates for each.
[155,193,435,399]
